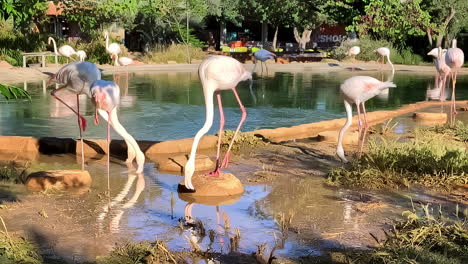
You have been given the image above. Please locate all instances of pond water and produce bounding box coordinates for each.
[1,71,467,141]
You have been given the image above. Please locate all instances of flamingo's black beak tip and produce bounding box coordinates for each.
[177,184,196,193]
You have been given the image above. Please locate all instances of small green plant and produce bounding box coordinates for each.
[0,217,42,264]
[351,206,468,264]
[422,121,468,142]
[96,240,181,264]
[0,162,25,183]
[327,132,468,189]
[140,44,206,64]
[0,84,31,101]
[221,130,267,152]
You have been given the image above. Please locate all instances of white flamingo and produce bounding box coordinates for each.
[76,50,87,62]
[348,46,360,60]
[104,31,122,65]
[445,39,465,124]
[112,54,133,67]
[184,55,252,191]
[48,37,76,63]
[337,76,396,162]
[375,47,395,73]
[428,47,450,101]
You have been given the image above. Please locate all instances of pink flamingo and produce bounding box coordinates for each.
[91,80,145,180]
[375,47,395,73]
[336,76,396,162]
[445,39,465,124]
[48,63,144,182]
[428,47,450,101]
[184,55,252,191]
[48,61,101,170]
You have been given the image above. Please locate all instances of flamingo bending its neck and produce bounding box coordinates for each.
[48,37,76,63]
[184,55,252,191]
[337,76,396,162]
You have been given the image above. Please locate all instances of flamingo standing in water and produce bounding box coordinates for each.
[48,61,100,170]
[48,62,145,185]
[428,47,450,101]
[445,39,465,124]
[184,55,252,191]
[252,49,276,75]
[104,31,122,65]
[336,76,396,162]
[375,47,395,73]
[48,37,76,63]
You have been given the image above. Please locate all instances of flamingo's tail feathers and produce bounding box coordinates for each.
[242,71,253,82]
[379,81,396,90]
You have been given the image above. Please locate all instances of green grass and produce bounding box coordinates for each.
[140,44,206,64]
[222,130,267,152]
[350,206,468,264]
[0,217,42,264]
[422,121,468,142]
[327,131,468,189]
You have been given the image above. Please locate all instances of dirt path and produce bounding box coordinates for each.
[2,61,468,84]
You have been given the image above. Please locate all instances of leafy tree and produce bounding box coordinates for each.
[0,0,48,31]
[61,0,138,34]
[348,0,431,47]
[422,0,468,48]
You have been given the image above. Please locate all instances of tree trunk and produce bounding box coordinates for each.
[426,28,433,47]
[273,26,279,51]
[435,7,456,48]
[293,27,312,51]
[261,22,268,48]
[220,21,226,47]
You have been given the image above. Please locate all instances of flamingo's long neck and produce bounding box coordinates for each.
[50,38,58,55]
[107,109,145,173]
[186,88,215,167]
[386,54,394,75]
[337,100,353,162]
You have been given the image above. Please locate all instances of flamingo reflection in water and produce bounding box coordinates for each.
[97,169,145,233]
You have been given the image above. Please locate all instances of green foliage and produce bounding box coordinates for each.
[140,44,206,63]
[96,240,182,264]
[327,132,468,189]
[0,219,42,264]
[222,130,267,153]
[0,0,48,30]
[207,0,243,25]
[348,0,431,45]
[331,37,424,65]
[423,121,468,142]
[0,84,31,101]
[351,206,468,264]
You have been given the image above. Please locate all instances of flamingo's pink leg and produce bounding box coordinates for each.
[106,111,111,190]
[76,95,85,171]
[220,88,247,169]
[51,86,87,131]
[356,102,362,135]
[207,92,224,177]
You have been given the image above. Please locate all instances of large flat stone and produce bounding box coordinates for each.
[158,154,214,173]
[0,136,39,153]
[178,192,242,206]
[412,112,447,121]
[25,170,92,192]
[317,130,359,145]
[146,136,217,154]
[178,173,244,197]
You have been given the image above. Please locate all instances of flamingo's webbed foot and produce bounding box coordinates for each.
[206,168,221,177]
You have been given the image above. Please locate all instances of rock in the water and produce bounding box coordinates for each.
[178,173,244,197]
[178,192,242,206]
[317,130,359,145]
[412,112,447,121]
[25,170,91,192]
[458,106,468,112]
[158,154,214,173]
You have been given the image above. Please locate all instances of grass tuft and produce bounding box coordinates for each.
[140,44,206,64]
[327,131,468,189]
[0,217,42,264]
[351,206,468,264]
[421,121,468,142]
[222,130,267,152]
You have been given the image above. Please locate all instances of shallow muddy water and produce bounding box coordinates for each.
[1,71,467,141]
